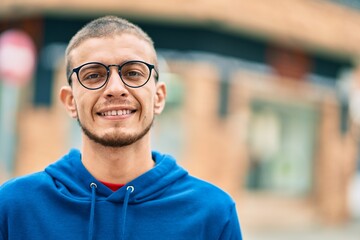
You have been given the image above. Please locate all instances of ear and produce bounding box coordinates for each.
[154,82,166,115]
[59,86,78,119]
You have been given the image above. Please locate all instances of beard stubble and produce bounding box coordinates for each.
[77,116,154,148]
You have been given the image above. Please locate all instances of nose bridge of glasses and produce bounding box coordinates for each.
[106,64,127,88]
[107,64,121,74]
[107,64,123,80]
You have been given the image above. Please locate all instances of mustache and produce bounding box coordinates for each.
[102,99,132,105]
[96,99,136,110]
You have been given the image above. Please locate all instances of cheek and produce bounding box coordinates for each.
[136,88,156,111]
[73,91,96,118]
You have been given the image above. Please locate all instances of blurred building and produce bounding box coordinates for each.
[1,0,360,233]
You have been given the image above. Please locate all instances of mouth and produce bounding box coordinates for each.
[97,109,136,117]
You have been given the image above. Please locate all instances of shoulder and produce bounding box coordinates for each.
[172,175,242,239]
[0,172,53,238]
[0,171,51,201]
[178,174,236,206]
[174,175,239,227]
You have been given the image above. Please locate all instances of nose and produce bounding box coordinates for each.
[103,67,129,97]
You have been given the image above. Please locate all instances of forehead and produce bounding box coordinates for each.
[69,33,157,67]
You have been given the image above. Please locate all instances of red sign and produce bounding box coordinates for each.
[0,29,36,86]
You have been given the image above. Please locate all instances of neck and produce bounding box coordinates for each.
[81,135,154,184]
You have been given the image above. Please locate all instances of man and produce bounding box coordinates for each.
[0,16,242,239]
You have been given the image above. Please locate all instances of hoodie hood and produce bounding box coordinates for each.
[45,149,188,203]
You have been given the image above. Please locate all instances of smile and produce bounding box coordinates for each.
[99,109,135,116]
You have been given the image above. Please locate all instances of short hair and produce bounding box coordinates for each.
[65,16,156,85]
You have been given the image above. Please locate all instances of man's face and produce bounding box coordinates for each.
[61,34,166,147]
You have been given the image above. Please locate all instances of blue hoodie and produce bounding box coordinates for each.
[0,149,242,240]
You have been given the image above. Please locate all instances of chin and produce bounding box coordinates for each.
[78,116,153,148]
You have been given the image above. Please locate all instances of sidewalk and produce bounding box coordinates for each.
[245,221,360,240]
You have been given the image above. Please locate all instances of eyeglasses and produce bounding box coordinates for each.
[68,60,159,90]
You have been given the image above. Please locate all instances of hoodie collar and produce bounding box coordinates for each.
[45,149,188,203]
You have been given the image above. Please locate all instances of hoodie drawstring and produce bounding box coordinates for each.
[87,183,134,240]
[121,186,134,240]
[88,183,97,240]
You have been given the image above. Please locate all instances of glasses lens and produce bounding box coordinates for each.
[120,62,150,87]
[78,63,108,89]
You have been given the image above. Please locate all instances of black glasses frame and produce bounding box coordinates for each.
[68,60,159,90]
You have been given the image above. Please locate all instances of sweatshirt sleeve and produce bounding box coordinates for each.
[0,189,7,240]
[0,180,12,240]
[218,203,243,240]
[0,227,5,240]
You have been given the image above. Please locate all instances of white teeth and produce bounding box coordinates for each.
[101,110,132,116]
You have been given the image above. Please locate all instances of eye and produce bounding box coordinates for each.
[124,70,143,77]
[84,73,102,80]
[121,63,148,80]
[79,64,107,82]
[81,72,106,82]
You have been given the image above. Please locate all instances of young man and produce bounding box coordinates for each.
[0,16,242,239]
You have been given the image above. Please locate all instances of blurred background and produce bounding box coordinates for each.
[1,0,360,239]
